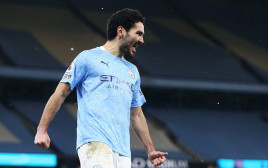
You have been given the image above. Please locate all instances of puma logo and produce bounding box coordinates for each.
[101,61,109,67]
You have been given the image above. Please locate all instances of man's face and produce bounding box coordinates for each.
[120,22,145,57]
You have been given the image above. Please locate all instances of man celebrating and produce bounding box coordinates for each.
[34,8,168,168]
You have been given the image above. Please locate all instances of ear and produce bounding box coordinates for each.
[117,26,126,38]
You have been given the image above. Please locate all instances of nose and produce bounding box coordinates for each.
[139,36,144,44]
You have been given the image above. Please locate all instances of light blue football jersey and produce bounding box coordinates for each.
[60,46,146,157]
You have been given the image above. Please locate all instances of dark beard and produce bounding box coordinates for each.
[119,34,136,59]
[119,43,132,58]
[119,45,135,63]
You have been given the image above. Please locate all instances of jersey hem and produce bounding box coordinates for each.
[77,139,131,158]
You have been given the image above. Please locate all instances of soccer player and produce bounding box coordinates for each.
[34,8,168,168]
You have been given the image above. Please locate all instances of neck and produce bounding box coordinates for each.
[102,39,124,58]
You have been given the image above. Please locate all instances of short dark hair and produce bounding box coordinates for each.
[107,8,145,40]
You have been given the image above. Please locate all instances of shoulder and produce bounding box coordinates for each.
[74,47,102,64]
[123,59,138,71]
[77,47,101,59]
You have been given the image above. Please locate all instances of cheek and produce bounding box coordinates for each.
[130,37,138,43]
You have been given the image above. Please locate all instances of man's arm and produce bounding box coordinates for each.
[131,107,168,167]
[34,83,71,149]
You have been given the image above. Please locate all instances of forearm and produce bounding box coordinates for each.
[37,93,64,132]
[131,111,155,154]
[37,83,70,133]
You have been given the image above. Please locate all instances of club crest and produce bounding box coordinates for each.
[128,70,135,79]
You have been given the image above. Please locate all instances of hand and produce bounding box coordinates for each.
[148,151,168,167]
[34,131,51,150]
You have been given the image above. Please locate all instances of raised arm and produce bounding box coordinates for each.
[130,106,168,167]
[34,82,71,149]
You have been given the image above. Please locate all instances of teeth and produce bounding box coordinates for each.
[133,47,136,52]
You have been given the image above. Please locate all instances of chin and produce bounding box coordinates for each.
[124,52,135,60]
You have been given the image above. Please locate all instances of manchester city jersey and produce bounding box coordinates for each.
[60,46,146,157]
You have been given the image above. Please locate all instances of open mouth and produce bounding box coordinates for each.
[131,43,139,53]
[133,43,139,48]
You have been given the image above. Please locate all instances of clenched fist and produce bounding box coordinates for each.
[34,131,51,150]
[148,151,168,167]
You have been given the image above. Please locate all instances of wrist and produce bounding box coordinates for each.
[37,126,48,133]
[147,147,156,156]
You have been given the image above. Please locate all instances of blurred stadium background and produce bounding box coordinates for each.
[0,0,268,167]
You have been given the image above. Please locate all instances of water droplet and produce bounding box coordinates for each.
[70,47,74,51]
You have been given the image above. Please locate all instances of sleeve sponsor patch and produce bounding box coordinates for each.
[63,74,72,79]
[66,62,75,73]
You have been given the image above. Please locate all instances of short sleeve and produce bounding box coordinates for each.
[131,71,146,108]
[60,51,88,90]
